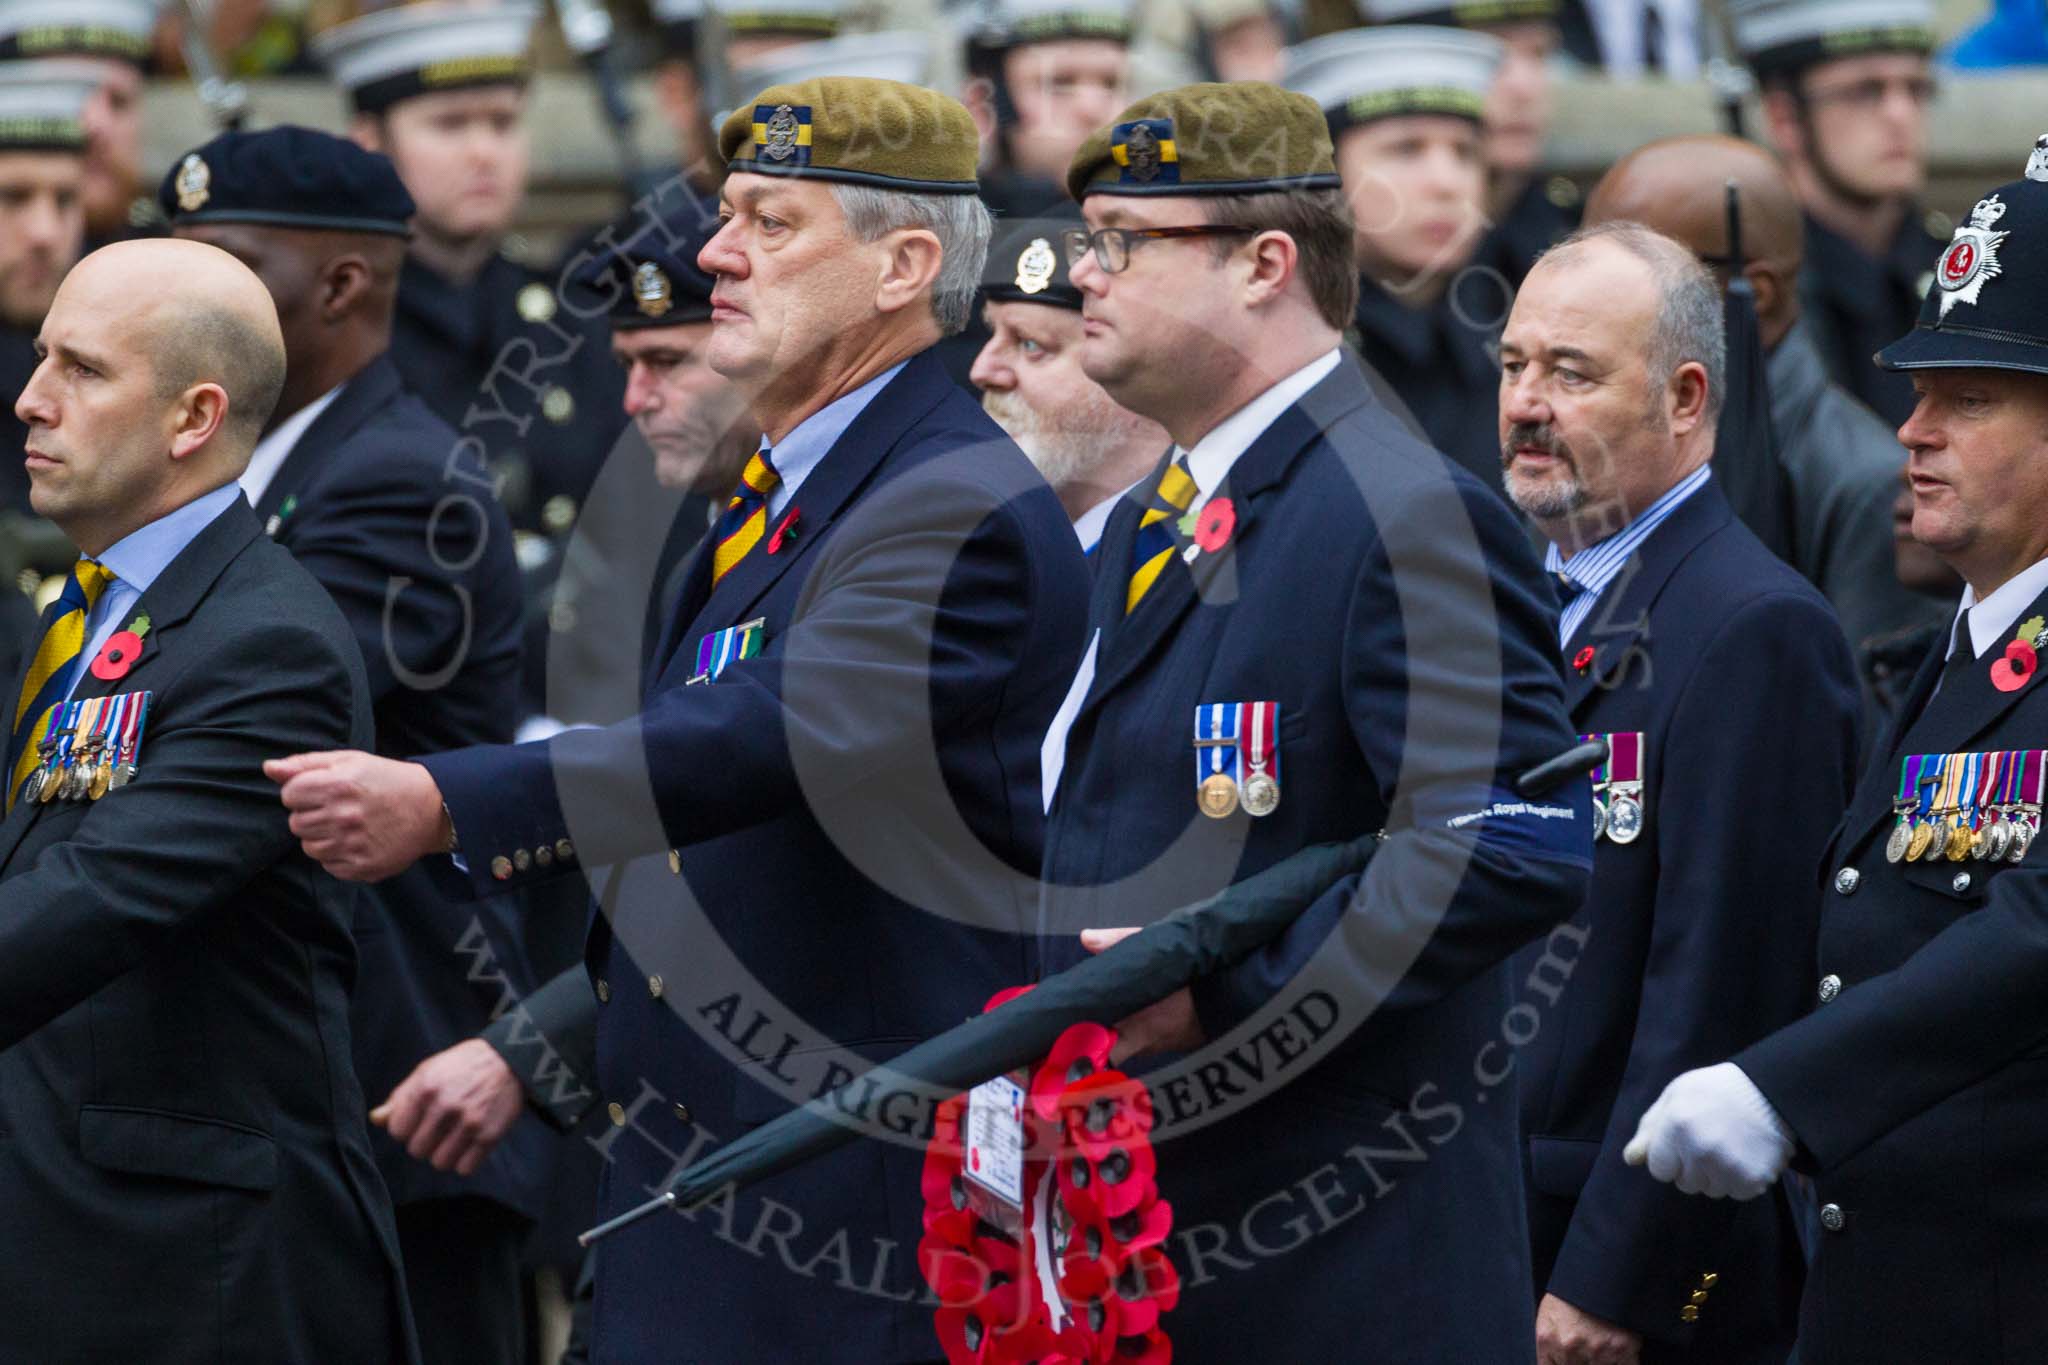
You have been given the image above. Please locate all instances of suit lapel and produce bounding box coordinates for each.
[252,359,402,525]
[649,353,954,693]
[1080,355,1376,715]
[1560,482,1736,719]
[0,498,261,871]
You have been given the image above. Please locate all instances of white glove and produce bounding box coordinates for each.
[1622,1062,1794,1200]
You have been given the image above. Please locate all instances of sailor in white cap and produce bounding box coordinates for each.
[1734,0,1943,429]
[1285,24,1512,493]
[313,2,627,588]
[0,0,162,248]
[963,0,1136,217]
[645,0,845,182]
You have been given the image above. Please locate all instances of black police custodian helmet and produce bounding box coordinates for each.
[1878,135,2048,378]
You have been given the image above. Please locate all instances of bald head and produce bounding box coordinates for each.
[1585,136,1805,345]
[18,240,287,555]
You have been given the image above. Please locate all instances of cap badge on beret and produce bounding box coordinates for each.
[2027,135,2048,184]
[1113,118,1177,186]
[1936,195,2010,319]
[634,262,675,318]
[1014,238,1057,295]
[175,154,210,213]
[758,103,812,165]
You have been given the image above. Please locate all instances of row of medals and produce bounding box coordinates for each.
[1592,783,1644,844]
[1199,771,1280,819]
[1885,804,2036,865]
[25,732,134,805]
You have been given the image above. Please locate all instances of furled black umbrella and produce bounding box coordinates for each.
[582,739,1607,1244]
[1712,180,1796,563]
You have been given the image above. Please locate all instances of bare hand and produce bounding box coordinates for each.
[266,749,449,882]
[371,1038,525,1177]
[1536,1293,1642,1365]
[1080,927,1205,1065]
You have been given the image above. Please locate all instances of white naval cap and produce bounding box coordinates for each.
[1283,26,1504,131]
[651,0,843,41]
[312,0,540,113]
[0,0,163,64]
[1354,0,1558,27]
[966,0,1135,48]
[1726,0,1935,75]
[0,62,99,151]
[731,31,939,94]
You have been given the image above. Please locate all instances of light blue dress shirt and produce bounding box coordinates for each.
[760,362,905,520]
[64,482,243,703]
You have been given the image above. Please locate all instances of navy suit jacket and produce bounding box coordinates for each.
[1040,352,1593,1365]
[0,499,415,1363]
[1738,575,2048,1364]
[258,354,550,1218]
[1513,480,1859,1357]
[423,350,1091,1362]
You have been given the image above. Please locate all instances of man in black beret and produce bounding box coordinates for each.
[970,208,1167,556]
[1629,134,2048,1365]
[160,122,543,1365]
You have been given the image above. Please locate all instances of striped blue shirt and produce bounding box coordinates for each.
[1544,463,1713,647]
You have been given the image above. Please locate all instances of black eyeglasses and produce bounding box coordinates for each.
[1060,225,1258,274]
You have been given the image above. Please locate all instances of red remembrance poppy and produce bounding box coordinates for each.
[767,507,800,554]
[1572,645,1596,675]
[1993,638,2038,693]
[91,631,144,682]
[1193,498,1235,552]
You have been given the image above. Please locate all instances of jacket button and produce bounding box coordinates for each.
[668,849,681,875]
[673,1103,692,1125]
[1699,1272,1718,1289]
[1679,1305,1699,1322]
[1820,1203,1845,1232]
[1833,867,1860,895]
[490,855,512,881]
[607,1101,626,1127]
[1690,1289,1709,1305]
[595,978,610,1003]
[1818,973,1842,1003]
[535,844,554,868]
[556,839,576,862]
[1953,872,1973,894]
[648,974,665,999]
[513,848,531,872]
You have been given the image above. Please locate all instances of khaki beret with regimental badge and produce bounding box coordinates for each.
[719,77,980,194]
[1066,82,1343,201]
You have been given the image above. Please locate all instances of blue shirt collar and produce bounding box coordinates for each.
[762,362,905,515]
[1542,462,1713,594]
[95,482,243,596]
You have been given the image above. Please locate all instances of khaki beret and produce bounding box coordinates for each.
[1066,82,1343,201]
[719,77,980,195]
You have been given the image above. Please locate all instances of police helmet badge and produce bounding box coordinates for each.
[634,261,674,318]
[175,154,210,212]
[763,104,802,162]
[1014,237,1056,294]
[1937,194,2010,319]
[1124,121,1161,182]
[2028,134,2048,184]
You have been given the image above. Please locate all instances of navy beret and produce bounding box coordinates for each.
[159,125,416,238]
[568,195,721,330]
[981,208,1085,311]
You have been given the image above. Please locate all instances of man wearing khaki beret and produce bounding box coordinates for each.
[268,77,1091,1361]
[1041,82,1593,1362]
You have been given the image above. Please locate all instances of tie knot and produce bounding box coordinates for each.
[730,449,781,509]
[1156,460,1197,515]
[68,559,114,609]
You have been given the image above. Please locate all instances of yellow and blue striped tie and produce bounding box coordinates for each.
[1124,458,1198,615]
[8,559,115,811]
[711,448,783,588]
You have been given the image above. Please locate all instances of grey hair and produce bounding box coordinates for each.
[828,183,992,337]
[1539,220,1727,424]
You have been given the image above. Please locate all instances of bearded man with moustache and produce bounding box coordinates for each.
[969,211,1167,555]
